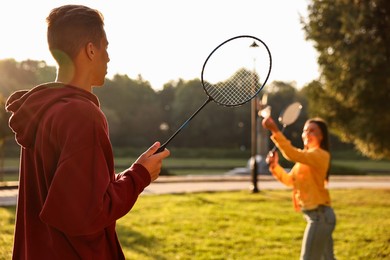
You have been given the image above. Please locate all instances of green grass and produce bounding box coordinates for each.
[332,159,390,173]
[115,157,248,169]
[2,147,390,179]
[115,157,390,176]
[1,189,389,259]
[1,156,389,182]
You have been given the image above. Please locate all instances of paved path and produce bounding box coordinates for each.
[1,175,390,206]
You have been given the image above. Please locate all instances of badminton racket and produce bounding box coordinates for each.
[269,102,303,153]
[155,35,272,153]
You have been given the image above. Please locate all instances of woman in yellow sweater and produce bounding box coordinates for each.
[262,117,336,260]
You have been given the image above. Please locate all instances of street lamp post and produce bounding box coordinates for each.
[250,95,259,193]
[257,93,270,175]
[249,41,259,193]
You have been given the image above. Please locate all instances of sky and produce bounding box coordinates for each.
[0,0,318,90]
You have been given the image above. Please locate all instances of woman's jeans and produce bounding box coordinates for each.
[301,205,336,260]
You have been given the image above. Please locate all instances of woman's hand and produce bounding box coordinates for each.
[262,117,279,133]
[266,151,279,169]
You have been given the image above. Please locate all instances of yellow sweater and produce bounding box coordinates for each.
[270,132,331,211]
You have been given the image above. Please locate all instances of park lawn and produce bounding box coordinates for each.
[332,159,390,172]
[115,157,249,175]
[2,156,390,179]
[1,189,389,259]
[114,157,390,176]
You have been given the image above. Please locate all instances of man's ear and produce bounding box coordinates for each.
[86,42,95,60]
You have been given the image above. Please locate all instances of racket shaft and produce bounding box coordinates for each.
[154,97,212,154]
[269,126,286,154]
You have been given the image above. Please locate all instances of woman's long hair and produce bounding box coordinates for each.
[307,118,331,181]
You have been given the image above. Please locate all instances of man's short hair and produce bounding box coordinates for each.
[46,5,105,65]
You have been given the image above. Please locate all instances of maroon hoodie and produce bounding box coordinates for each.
[6,83,151,259]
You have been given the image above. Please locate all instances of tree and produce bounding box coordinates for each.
[302,0,390,159]
[157,80,181,145]
[0,93,13,181]
[0,59,56,97]
[0,94,11,138]
[168,79,209,147]
[94,74,162,147]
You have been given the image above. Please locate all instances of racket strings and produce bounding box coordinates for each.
[204,70,261,106]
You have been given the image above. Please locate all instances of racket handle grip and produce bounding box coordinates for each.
[154,144,167,154]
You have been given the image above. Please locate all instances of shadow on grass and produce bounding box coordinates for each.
[116,223,167,260]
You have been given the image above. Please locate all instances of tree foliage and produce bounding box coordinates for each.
[302,0,390,159]
[0,59,56,97]
[94,74,163,147]
[1,58,353,154]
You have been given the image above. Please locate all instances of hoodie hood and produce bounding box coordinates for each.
[5,83,99,148]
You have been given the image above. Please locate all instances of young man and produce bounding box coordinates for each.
[5,5,170,259]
